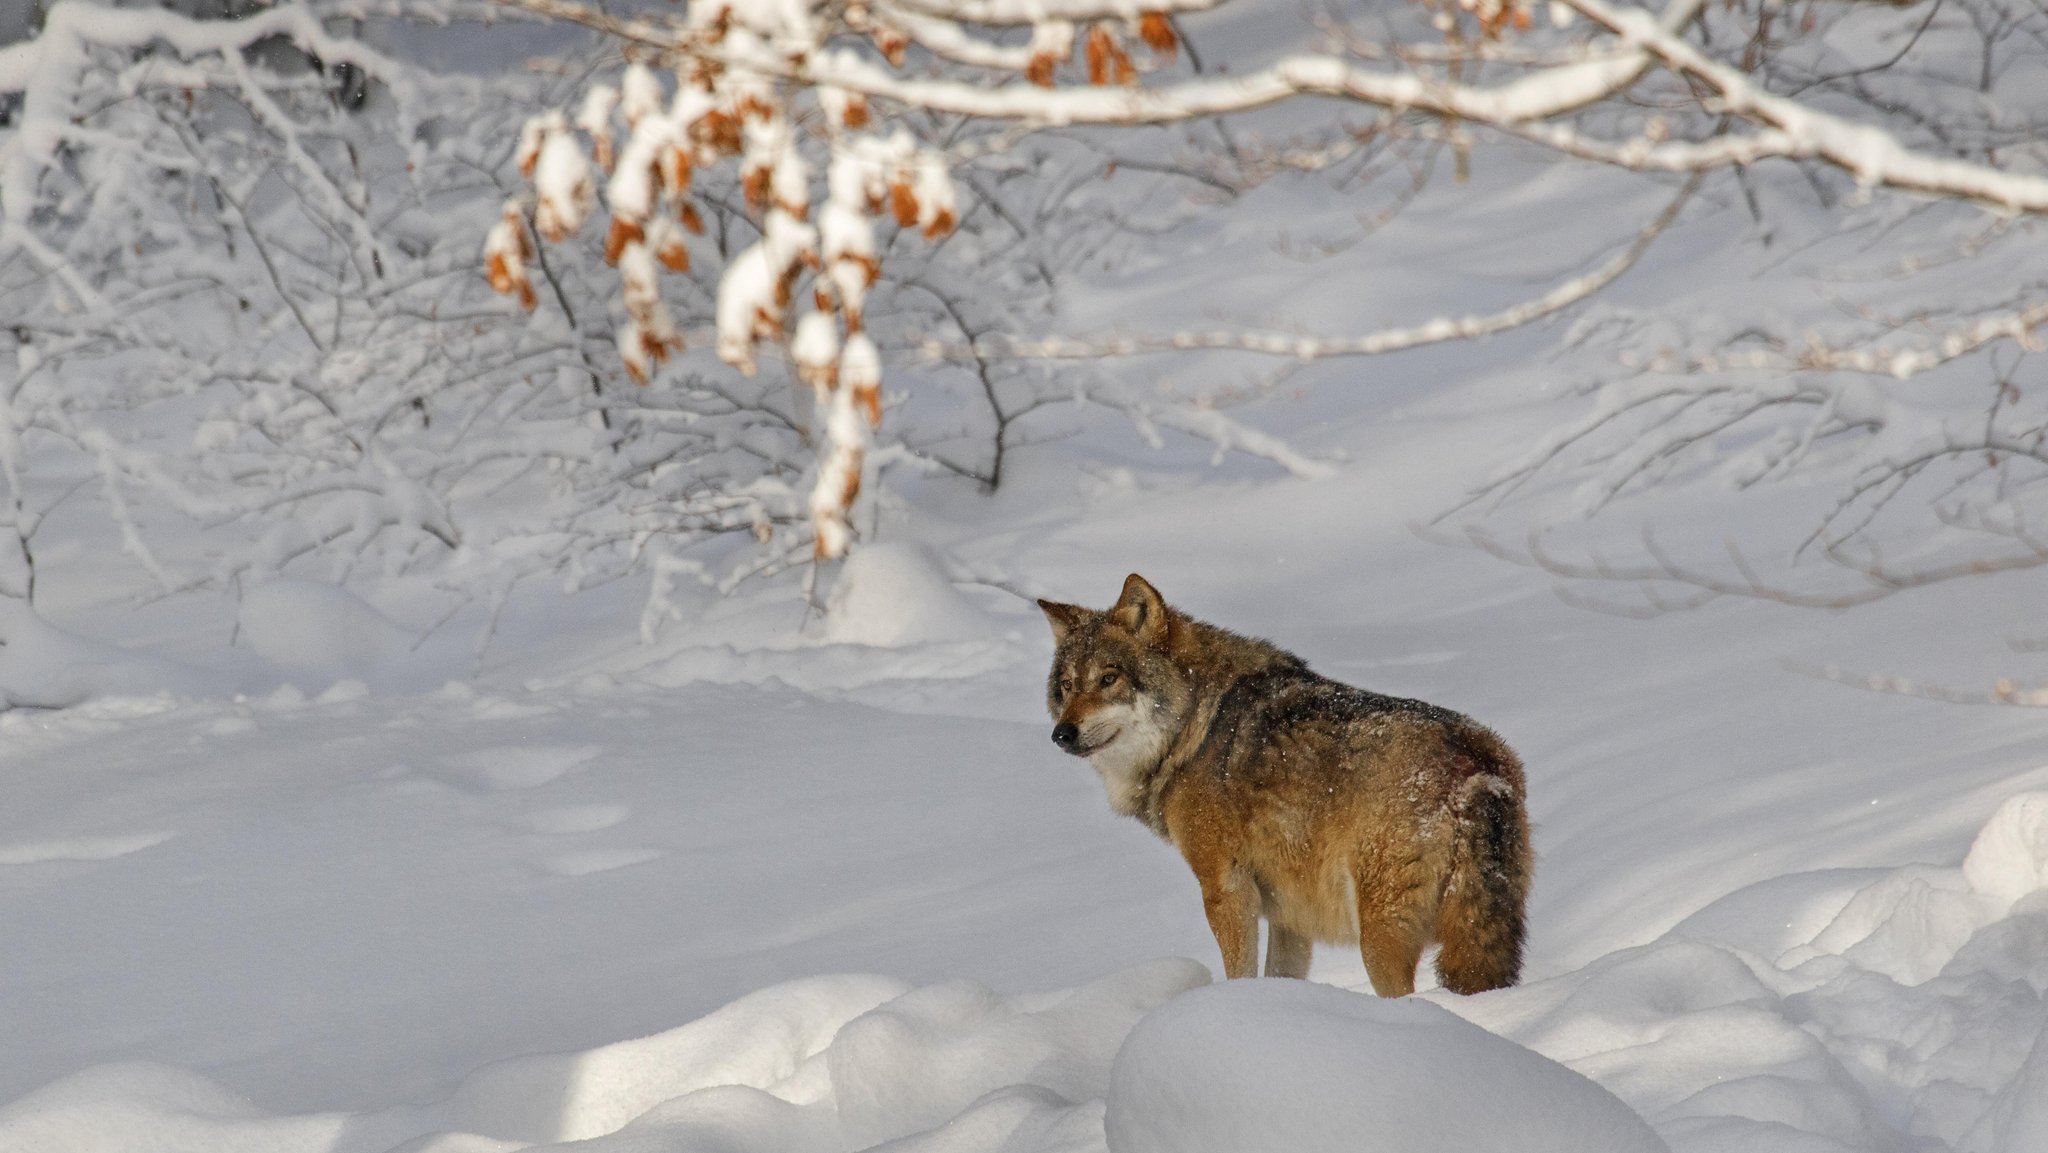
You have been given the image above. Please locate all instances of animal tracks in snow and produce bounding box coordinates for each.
[408,745,665,878]
[509,802,632,836]
[428,744,603,793]
[514,802,664,879]
[535,847,668,877]
[0,831,175,866]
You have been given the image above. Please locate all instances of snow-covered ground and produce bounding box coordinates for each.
[6,383,2048,1152]
[6,9,2048,1147]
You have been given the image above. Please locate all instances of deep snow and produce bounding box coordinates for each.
[5,418,2048,1152]
[5,7,2048,1148]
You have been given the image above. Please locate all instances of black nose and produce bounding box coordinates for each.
[1051,723,1080,750]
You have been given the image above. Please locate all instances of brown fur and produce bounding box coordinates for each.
[1039,574,1532,996]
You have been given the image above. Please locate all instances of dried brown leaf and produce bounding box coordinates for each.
[604,218,644,265]
[1138,13,1176,55]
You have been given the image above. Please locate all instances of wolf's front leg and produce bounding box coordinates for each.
[1195,865,1260,978]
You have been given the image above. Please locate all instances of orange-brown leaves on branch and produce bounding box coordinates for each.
[742,165,772,212]
[484,248,534,310]
[1028,20,1077,87]
[485,249,526,295]
[659,145,692,199]
[838,451,863,508]
[604,218,644,265]
[484,204,537,312]
[1085,26,1136,86]
[1085,26,1111,85]
[641,327,674,368]
[654,229,690,272]
[773,266,800,316]
[499,203,532,262]
[695,110,742,157]
[889,178,920,228]
[1138,12,1177,57]
[515,118,550,179]
[1458,0,1534,40]
[620,321,681,386]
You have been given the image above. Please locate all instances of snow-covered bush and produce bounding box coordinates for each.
[492,0,1353,570]
[1442,0,2048,636]
[0,2,589,612]
[0,1,852,631]
[493,2,996,561]
[0,0,1218,642]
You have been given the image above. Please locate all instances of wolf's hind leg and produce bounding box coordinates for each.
[1434,774,1532,994]
[1343,892,1425,1003]
[1356,916,1424,997]
[1264,922,1312,978]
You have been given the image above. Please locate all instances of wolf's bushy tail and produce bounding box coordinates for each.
[1434,740,1532,995]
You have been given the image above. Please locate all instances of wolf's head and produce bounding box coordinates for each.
[1037,574,1193,812]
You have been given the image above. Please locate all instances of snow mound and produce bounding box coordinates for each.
[1106,978,1667,1153]
[236,578,415,681]
[1962,791,2048,910]
[0,960,1209,1153]
[439,971,911,1144]
[823,543,994,647]
[0,600,220,708]
[0,1062,340,1153]
[1467,790,2048,1153]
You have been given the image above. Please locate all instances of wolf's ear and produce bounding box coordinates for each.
[1038,599,1087,644]
[1111,573,1168,646]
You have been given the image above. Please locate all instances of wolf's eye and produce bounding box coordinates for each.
[1097,671,1119,689]
[1057,678,1073,695]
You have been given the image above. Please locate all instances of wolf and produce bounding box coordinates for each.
[1038,574,1531,996]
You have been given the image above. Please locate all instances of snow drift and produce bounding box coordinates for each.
[7,792,2048,1153]
[1107,979,1668,1153]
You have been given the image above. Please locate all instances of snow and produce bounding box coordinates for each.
[12,262,2048,1147]
[821,542,996,647]
[605,127,660,223]
[0,598,220,708]
[792,309,843,392]
[10,776,2045,1152]
[1107,979,1668,1153]
[1962,793,2048,909]
[234,578,416,685]
[9,419,2048,1151]
[618,63,663,127]
[573,84,617,147]
[1468,796,2048,1153]
[6,3,2048,1152]
[532,130,595,242]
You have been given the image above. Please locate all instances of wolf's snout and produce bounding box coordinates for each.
[1051,722,1080,751]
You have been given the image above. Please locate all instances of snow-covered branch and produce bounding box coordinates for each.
[1560,0,2048,213]
[921,172,1697,363]
[477,0,2048,646]
[499,0,2047,215]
